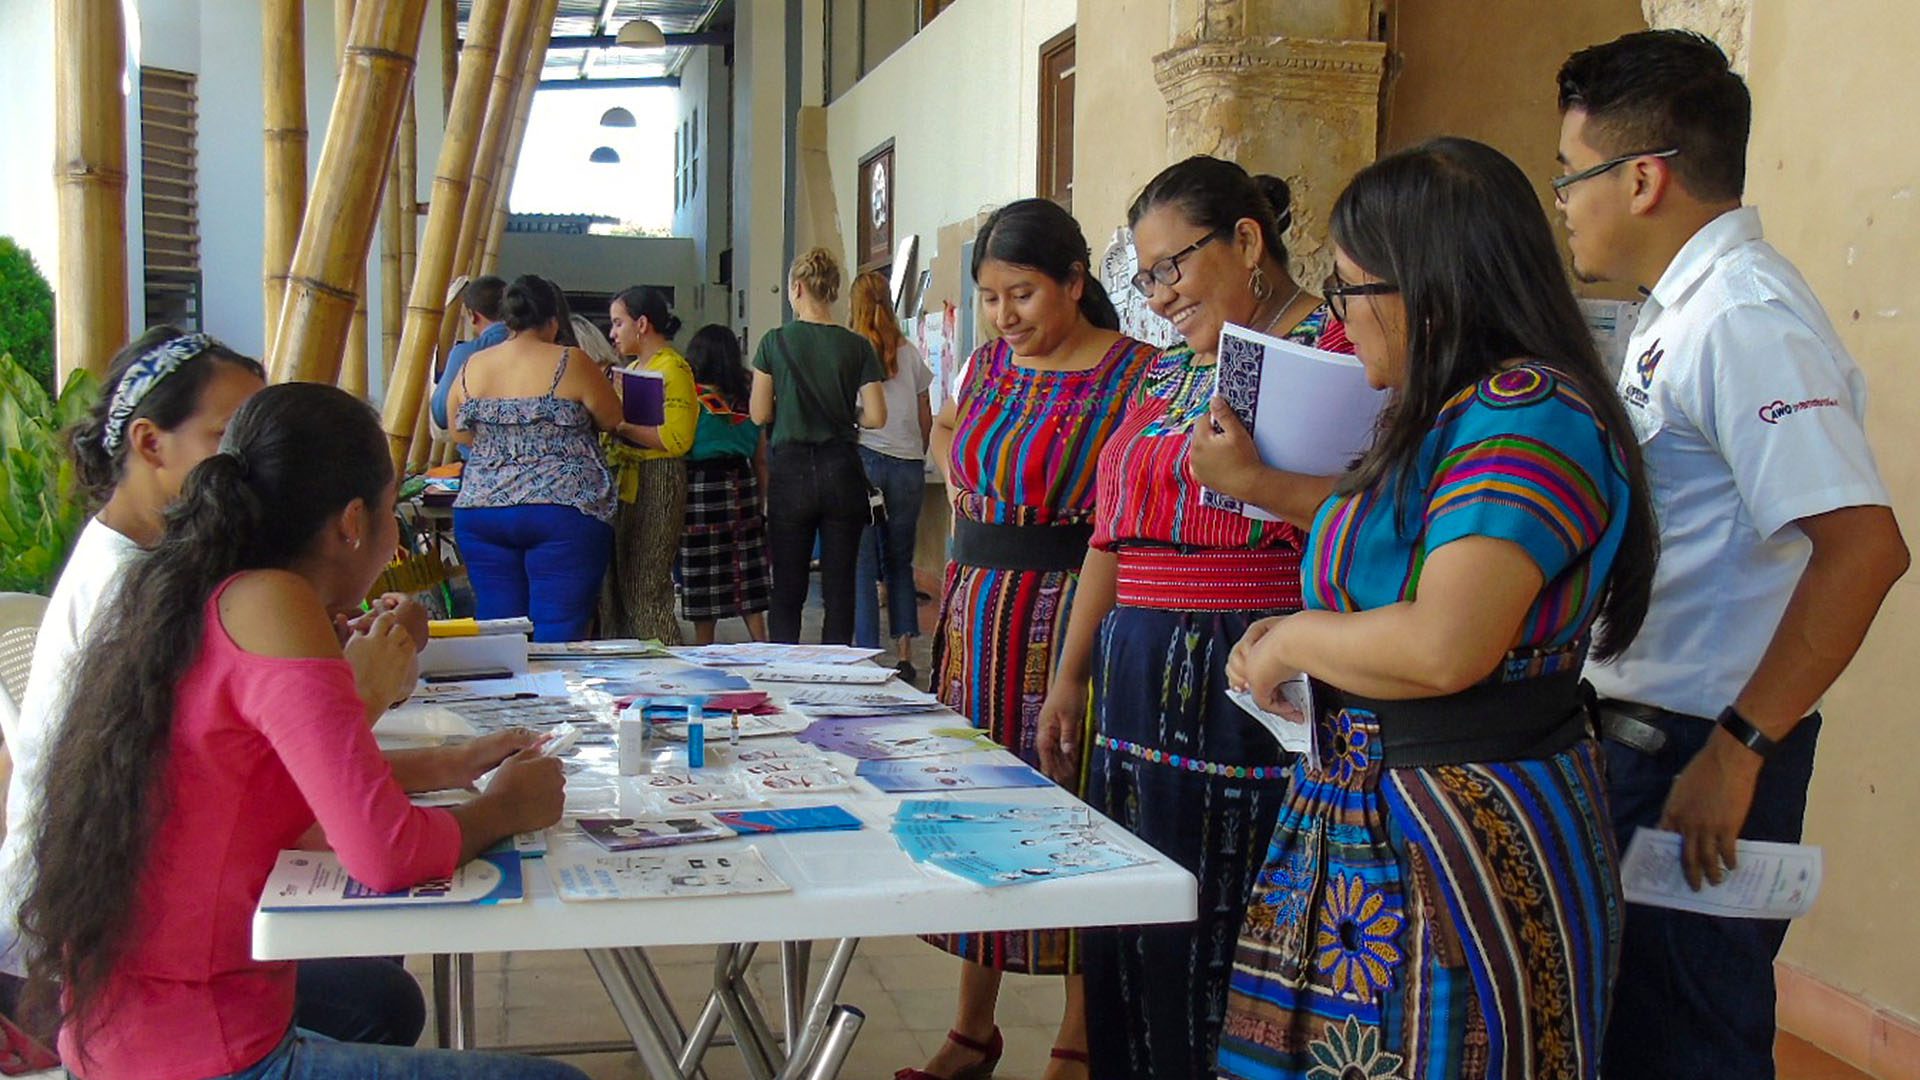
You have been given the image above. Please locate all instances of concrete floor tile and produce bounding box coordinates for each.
[501,1000,629,1046]
[867,949,965,991]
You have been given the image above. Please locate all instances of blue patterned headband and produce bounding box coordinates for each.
[101,333,215,455]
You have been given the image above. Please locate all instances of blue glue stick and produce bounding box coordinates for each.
[686,702,706,768]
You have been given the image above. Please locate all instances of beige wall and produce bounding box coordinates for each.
[1070,0,1172,248]
[823,0,1075,299]
[1744,0,1920,1026]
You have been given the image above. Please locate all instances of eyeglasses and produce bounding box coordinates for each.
[1321,273,1398,322]
[1129,227,1228,298]
[1550,148,1680,203]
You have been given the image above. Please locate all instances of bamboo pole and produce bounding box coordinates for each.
[435,0,537,370]
[380,135,405,384]
[336,0,373,400]
[269,0,428,385]
[408,387,435,472]
[379,0,512,467]
[440,0,459,117]
[262,0,307,351]
[482,0,559,273]
[395,92,419,372]
[53,0,129,382]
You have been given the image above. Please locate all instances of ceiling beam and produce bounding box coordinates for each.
[537,75,681,89]
[547,32,731,49]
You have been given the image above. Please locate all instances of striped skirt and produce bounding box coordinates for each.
[922,558,1081,974]
[1215,705,1621,1080]
[600,457,686,644]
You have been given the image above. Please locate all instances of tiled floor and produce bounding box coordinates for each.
[409,942,1874,1079]
[403,585,1873,1079]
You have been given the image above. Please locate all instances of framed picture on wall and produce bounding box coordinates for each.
[858,141,895,274]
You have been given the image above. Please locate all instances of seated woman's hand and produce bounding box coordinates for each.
[483,748,568,834]
[344,611,419,716]
[456,728,541,784]
[1189,397,1262,500]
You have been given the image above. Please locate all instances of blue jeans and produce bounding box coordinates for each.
[1601,708,1822,1080]
[293,958,424,1046]
[853,447,926,649]
[221,1028,587,1080]
[454,505,613,643]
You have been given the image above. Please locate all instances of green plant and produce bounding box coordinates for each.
[0,238,56,394]
[0,351,98,594]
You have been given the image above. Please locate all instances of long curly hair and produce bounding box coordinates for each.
[20,383,393,1056]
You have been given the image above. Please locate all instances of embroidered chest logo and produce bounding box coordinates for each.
[1758,397,1840,424]
[1634,340,1664,388]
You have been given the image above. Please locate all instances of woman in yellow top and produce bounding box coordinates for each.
[601,285,696,643]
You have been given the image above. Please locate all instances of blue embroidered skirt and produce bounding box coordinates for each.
[1215,703,1622,1080]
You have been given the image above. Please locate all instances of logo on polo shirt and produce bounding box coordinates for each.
[1758,397,1840,424]
[1635,341,1664,388]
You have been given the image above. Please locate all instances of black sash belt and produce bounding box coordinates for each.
[950,518,1094,574]
[1316,669,1595,768]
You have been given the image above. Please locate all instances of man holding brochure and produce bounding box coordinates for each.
[1554,32,1907,1078]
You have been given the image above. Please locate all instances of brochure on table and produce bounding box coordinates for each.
[549,846,791,901]
[1204,321,1389,520]
[259,842,523,910]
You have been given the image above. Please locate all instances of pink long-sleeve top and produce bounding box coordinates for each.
[59,577,461,1079]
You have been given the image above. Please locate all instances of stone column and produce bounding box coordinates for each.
[1154,0,1387,282]
[1641,0,1752,73]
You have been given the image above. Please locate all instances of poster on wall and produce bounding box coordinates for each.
[858,143,896,274]
[1101,228,1181,350]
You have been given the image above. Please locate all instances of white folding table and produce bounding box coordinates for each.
[252,662,1198,1079]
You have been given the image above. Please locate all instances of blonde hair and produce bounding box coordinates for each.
[790,246,843,304]
[848,270,903,378]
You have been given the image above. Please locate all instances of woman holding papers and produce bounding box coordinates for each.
[1034,155,1353,1080]
[18,384,577,1080]
[911,199,1154,1080]
[1214,138,1657,1080]
[448,276,632,643]
[602,285,697,643]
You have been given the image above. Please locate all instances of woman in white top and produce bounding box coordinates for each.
[849,271,934,680]
[0,327,530,1045]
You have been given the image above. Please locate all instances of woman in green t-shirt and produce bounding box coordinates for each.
[749,247,888,644]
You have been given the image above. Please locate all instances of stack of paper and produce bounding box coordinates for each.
[855,761,1055,793]
[784,686,944,718]
[549,847,791,902]
[752,663,897,685]
[669,643,884,667]
[891,801,1148,888]
[799,718,997,760]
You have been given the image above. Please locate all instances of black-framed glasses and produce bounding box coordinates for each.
[1550,148,1680,203]
[1321,274,1398,322]
[1130,227,1228,297]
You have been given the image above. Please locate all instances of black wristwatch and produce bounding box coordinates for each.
[1716,705,1778,759]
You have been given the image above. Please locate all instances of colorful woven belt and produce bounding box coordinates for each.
[1112,547,1301,612]
[1094,734,1290,781]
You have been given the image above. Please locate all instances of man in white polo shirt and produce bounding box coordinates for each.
[1555,31,1908,1078]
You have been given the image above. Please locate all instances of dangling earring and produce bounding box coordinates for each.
[1249,266,1273,304]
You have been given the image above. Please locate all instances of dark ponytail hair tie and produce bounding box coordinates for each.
[223,448,250,479]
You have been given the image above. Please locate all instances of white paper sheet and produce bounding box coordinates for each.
[1620,828,1822,919]
[1228,676,1316,757]
[1205,322,1390,521]
[751,663,897,685]
[419,634,530,678]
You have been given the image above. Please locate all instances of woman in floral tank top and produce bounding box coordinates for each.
[1032,157,1355,1080]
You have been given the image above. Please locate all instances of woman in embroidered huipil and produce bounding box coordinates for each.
[903,200,1154,1080]
[1214,138,1657,1080]
[1029,157,1353,1080]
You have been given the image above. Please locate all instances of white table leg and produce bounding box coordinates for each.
[431,953,477,1050]
[586,948,692,1079]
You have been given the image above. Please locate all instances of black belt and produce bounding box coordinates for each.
[949,518,1093,573]
[1594,698,1682,755]
[1318,669,1595,768]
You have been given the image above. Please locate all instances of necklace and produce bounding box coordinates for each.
[1257,283,1308,335]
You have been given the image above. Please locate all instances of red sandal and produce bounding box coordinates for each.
[894,1026,1004,1080]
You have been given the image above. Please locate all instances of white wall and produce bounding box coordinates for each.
[823,0,1075,297]
[671,44,732,284]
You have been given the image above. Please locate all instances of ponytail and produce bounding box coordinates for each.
[22,383,391,1052]
[1077,275,1121,332]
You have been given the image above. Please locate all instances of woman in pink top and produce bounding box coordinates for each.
[17,384,583,1080]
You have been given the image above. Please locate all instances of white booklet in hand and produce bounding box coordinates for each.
[1228,675,1316,757]
[1620,827,1822,919]
[1204,322,1389,521]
